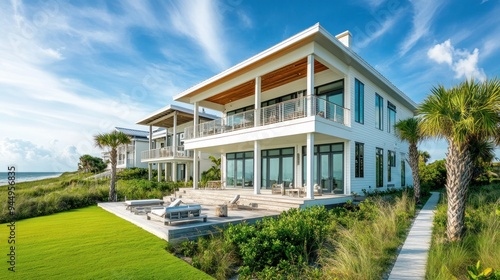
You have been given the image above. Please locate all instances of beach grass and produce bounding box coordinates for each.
[0,206,212,280]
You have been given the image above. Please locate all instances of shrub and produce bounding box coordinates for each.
[420,159,446,190]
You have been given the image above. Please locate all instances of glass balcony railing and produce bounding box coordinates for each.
[184,95,350,140]
[141,146,193,161]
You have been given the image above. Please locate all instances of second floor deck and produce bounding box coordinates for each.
[141,146,193,162]
[184,95,350,140]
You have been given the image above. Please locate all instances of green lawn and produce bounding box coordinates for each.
[0,206,212,280]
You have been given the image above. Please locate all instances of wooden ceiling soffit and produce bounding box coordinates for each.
[204,58,328,105]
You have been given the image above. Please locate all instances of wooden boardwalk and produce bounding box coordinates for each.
[388,192,440,279]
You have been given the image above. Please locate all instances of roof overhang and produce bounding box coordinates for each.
[174,23,417,112]
[136,104,217,127]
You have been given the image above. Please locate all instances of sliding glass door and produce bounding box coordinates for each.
[302,143,344,194]
[226,152,253,188]
[261,148,294,188]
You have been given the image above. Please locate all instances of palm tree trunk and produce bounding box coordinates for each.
[445,140,472,241]
[109,148,117,202]
[408,143,420,203]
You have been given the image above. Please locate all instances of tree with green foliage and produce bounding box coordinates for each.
[419,78,500,241]
[394,117,424,203]
[419,150,430,164]
[94,131,131,202]
[200,156,221,186]
[78,154,107,173]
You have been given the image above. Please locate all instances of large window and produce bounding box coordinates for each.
[302,143,344,194]
[376,148,384,187]
[261,148,294,188]
[388,150,396,182]
[355,79,364,124]
[226,151,254,188]
[375,94,384,130]
[355,142,364,178]
[388,101,396,133]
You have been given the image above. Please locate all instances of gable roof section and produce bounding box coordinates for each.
[174,23,417,112]
[115,127,149,139]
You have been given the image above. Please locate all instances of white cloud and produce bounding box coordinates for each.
[357,9,403,48]
[168,0,230,70]
[427,39,486,81]
[0,138,82,172]
[427,39,453,65]
[399,0,446,56]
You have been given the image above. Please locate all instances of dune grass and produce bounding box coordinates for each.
[426,184,500,279]
[0,206,212,280]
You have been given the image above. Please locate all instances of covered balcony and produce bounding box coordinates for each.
[141,146,193,162]
[184,95,349,140]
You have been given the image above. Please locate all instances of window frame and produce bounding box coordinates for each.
[355,142,364,178]
[354,79,364,124]
[375,93,384,130]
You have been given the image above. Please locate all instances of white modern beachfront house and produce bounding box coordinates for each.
[172,23,417,199]
[102,127,150,170]
[136,105,218,182]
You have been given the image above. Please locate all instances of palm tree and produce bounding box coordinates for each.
[394,117,423,203]
[419,79,500,241]
[418,150,430,164]
[94,131,131,202]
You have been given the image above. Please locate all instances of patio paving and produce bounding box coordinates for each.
[98,201,281,242]
[388,191,440,280]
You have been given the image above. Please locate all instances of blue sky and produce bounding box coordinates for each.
[1,0,499,171]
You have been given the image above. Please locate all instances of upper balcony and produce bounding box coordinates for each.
[141,146,193,162]
[184,95,349,140]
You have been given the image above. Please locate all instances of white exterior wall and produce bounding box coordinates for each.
[347,68,413,194]
[134,140,149,168]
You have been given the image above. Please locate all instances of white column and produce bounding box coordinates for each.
[192,150,198,189]
[158,162,162,182]
[296,145,302,188]
[165,127,169,148]
[193,102,199,138]
[172,111,177,154]
[306,54,315,116]
[124,144,128,168]
[148,163,152,180]
[306,133,315,199]
[254,76,261,126]
[149,125,153,149]
[253,140,261,194]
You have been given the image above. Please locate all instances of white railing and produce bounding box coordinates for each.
[141,146,193,161]
[184,96,350,140]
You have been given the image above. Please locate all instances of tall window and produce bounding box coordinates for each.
[226,151,254,188]
[388,150,396,182]
[401,157,406,186]
[302,143,344,194]
[375,94,384,130]
[262,148,294,188]
[355,79,364,124]
[388,101,396,133]
[355,142,364,178]
[376,148,384,187]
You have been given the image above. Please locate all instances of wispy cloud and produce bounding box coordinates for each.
[357,9,404,48]
[168,0,230,70]
[399,0,446,56]
[427,39,486,81]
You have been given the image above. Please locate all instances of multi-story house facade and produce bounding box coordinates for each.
[172,23,416,199]
[101,127,150,170]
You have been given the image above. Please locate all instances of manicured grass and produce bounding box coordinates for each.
[0,206,212,280]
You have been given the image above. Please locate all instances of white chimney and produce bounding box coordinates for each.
[336,30,352,48]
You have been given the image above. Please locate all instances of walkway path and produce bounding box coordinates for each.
[388,191,440,280]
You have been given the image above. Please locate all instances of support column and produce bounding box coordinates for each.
[158,162,162,182]
[148,163,152,180]
[172,111,177,154]
[148,125,153,181]
[253,140,261,194]
[124,144,128,168]
[185,162,189,183]
[306,54,315,116]
[193,102,199,138]
[193,150,198,189]
[254,76,261,126]
[306,133,315,199]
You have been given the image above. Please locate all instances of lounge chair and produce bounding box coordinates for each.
[168,198,182,207]
[147,203,207,225]
[225,194,240,209]
[124,199,164,212]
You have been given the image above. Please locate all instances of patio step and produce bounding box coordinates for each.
[165,188,305,212]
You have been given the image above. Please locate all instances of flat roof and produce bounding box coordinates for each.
[136,104,218,127]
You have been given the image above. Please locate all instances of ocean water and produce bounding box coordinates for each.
[0,172,62,186]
